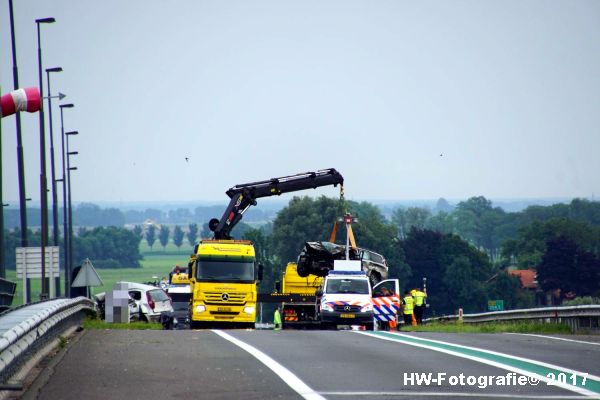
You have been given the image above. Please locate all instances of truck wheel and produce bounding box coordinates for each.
[190,321,201,329]
[321,322,336,331]
[364,323,374,331]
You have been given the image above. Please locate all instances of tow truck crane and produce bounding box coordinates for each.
[208,168,344,239]
[188,169,344,328]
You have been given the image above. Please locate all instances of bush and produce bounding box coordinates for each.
[563,296,600,306]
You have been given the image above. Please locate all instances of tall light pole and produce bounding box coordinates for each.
[66,131,79,296]
[9,0,29,255]
[0,90,4,277]
[59,104,74,296]
[46,67,63,297]
[36,17,56,300]
[66,130,78,297]
[45,67,62,247]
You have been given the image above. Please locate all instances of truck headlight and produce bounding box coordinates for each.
[322,303,334,312]
[361,304,373,312]
[243,306,255,314]
[195,305,206,313]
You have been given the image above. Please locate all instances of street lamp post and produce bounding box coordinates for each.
[0,200,8,278]
[59,104,74,296]
[45,67,62,247]
[9,0,29,254]
[46,67,62,296]
[66,131,78,297]
[66,131,79,296]
[36,17,55,300]
[0,105,4,276]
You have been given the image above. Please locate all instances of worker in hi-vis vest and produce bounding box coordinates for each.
[412,288,427,325]
[273,306,282,330]
[402,291,415,327]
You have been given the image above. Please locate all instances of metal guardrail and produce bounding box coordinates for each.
[0,297,95,384]
[428,305,600,332]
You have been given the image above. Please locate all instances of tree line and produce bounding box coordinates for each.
[3,196,599,313]
[2,226,141,270]
[241,196,600,315]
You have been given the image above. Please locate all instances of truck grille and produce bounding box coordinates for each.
[334,305,361,312]
[204,292,246,305]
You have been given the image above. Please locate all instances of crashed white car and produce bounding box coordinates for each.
[95,282,173,323]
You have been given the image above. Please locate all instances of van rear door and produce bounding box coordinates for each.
[372,279,400,325]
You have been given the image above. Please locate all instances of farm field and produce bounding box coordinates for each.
[7,240,194,305]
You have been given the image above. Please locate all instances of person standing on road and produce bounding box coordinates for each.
[273,306,282,330]
[413,288,427,324]
[402,290,415,327]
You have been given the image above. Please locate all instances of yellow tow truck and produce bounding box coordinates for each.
[188,169,344,329]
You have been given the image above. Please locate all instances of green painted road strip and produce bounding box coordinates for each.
[357,331,600,398]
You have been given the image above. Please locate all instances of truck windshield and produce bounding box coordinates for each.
[196,260,255,282]
[326,278,369,294]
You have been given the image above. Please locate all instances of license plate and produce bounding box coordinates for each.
[218,307,231,312]
[340,313,355,318]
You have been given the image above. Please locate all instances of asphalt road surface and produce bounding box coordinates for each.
[24,329,600,400]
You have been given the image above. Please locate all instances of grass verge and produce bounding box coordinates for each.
[401,321,571,334]
[83,317,162,330]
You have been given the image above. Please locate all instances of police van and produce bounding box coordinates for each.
[317,260,399,330]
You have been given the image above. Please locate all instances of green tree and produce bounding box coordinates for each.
[425,211,454,234]
[454,196,509,260]
[271,196,341,264]
[392,207,431,239]
[243,227,278,292]
[133,225,143,242]
[537,236,600,300]
[400,228,494,315]
[159,225,170,251]
[146,225,156,250]
[173,225,184,251]
[501,218,600,268]
[74,226,141,268]
[187,223,198,247]
[486,273,535,310]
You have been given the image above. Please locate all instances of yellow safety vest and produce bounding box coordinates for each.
[402,296,414,314]
[414,291,426,306]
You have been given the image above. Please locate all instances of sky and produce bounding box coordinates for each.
[1,1,599,205]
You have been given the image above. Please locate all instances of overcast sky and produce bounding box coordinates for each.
[1,1,599,205]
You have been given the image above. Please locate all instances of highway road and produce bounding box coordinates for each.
[24,329,600,399]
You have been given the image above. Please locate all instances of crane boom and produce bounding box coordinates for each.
[209,168,344,239]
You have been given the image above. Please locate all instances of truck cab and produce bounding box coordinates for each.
[188,240,261,329]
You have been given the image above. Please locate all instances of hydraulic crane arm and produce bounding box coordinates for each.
[209,168,344,239]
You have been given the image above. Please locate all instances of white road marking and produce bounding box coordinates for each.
[505,333,600,347]
[355,331,600,398]
[370,331,600,383]
[212,330,325,400]
[319,392,590,398]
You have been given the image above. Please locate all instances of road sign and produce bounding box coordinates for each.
[72,258,103,288]
[488,299,504,311]
[16,247,59,303]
